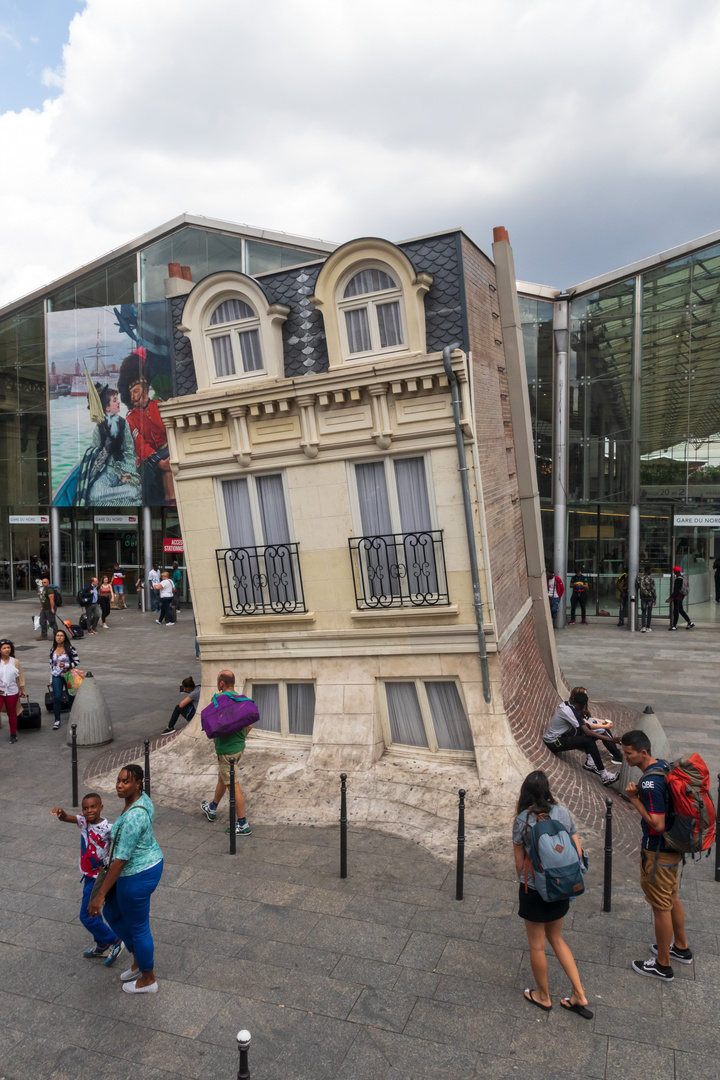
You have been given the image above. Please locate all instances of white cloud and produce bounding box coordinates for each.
[1,0,720,307]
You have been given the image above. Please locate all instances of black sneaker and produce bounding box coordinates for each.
[652,943,693,965]
[632,958,673,981]
[608,756,623,766]
[161,726,176,734]
[687,622,695,629]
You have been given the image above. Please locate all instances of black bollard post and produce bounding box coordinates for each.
[340,773,347,879]
[603,797,613,912]
[715,775,720,883]
[237,1029,251,1079]
[144,739,151,796]
[229,757,237,855]
[456,789,466,901]
[71,723,79,808]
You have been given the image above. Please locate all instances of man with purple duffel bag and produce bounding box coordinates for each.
[200,670,259,836]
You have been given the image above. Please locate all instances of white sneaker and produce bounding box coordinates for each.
[641,627,647,633]
[600,769,618,785]
[582,757,600,774]
[647,628,652,633]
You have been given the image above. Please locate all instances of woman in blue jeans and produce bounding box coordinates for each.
[88,764,163,993]
[49,629,79,730]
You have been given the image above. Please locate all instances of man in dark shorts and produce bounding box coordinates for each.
[621,730,692,981]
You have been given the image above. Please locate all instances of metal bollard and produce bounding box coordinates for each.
[144,739,151,796]
[603,797,613,912]
[715,775,720,883]
[229,757,237,856]
[340,773,347,879]
[236,1029,251,1079]
[456,789,466,901]
[71,723,79,808]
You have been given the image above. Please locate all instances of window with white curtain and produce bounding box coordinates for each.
[248,681,315,738]
[338,264,406,358]
[353,456,439,599]
[220,473,296,608]
[383,679,473,754]
[206,295,264,379]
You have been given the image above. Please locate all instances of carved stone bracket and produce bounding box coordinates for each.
[295,394,320,459]
[368,383,392,450]
[229,405,252,468]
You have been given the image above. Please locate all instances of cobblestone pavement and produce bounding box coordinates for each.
[0,602,719,1078]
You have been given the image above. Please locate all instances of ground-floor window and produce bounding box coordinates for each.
[381,678,473,753]
[247,681,315,737]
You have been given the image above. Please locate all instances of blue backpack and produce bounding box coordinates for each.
[524,812,586,903]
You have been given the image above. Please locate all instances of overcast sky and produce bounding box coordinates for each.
[1,0,719,307]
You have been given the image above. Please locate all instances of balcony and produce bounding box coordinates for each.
[216,543,306,616]
[348,530,450,609]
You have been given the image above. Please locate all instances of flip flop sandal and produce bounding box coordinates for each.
[560,997,593,1019]
[524,988,552,1011]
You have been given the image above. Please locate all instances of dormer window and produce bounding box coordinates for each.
[208,297,263,378]
[339,266,405,357]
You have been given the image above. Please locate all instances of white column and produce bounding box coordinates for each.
[50,506,61,588]
[628,273,643,631]
[553,299,569,629]
[143,505,153,611]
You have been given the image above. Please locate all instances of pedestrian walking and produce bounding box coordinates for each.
[713,556,720,603]
[201,670,253,835]
[0,639,27,744]
[162,676,200,733]
[87,764,164,994]
[616,570,629,626]
[154,571,176,626]
[112,564,126,609]
[78,578,102,634]
[543,687,619,784]
[513,770,593,1018]
[172,561,182,613]
[38,575,59,639]
[568,568,589,625]
[148,564,161,611]
[49,629,79,730]
[99,575,114,628]
[546,567,564,617]
[667,566,694,631]
[135,569,145,610]
[636,565,656,632]
[621,730,693,981]
[51,794,123,965]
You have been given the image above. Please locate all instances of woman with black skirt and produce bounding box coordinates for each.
[512,770,592,1018]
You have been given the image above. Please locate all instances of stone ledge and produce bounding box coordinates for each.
[350,605,460,620]
[219,612,317,627]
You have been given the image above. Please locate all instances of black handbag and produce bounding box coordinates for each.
[45,684,72,713]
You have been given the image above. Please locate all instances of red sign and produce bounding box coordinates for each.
[163,537,184,553]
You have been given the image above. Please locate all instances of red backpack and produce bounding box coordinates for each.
[645,754,716,855]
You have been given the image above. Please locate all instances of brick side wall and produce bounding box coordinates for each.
[460,234,528,640]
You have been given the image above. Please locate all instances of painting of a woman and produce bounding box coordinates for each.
[74,383,141,507]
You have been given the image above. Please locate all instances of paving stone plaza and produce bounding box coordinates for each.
[0,602,719,1079]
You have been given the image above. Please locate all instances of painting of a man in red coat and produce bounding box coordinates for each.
[117,349,175,505]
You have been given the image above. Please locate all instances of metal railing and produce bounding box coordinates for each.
[216,543,306,615]
[348,530,449,609]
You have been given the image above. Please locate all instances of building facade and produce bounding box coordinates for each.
[0,215,334,600]
[159,229,561,781]
[520,231,720,625]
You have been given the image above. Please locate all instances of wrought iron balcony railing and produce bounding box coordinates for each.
[348,530,449,609]
[216,543,306,616]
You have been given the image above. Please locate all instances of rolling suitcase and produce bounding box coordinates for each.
[17,702,42,730]
[45,683,72,713]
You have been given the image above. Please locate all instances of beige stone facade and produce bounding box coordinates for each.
[153,230,564,838]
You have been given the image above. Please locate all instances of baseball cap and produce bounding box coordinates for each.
[673,566,682,573]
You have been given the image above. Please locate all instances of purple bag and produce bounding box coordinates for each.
[201,693,259,739]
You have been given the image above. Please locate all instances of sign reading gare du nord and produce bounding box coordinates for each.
[674,515,720,528]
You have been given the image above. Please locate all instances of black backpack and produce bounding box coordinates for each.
[53,587,63,608]
[77,586,92,605]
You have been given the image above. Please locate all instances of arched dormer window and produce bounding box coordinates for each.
[178,272,289,390]
[208,297,263,378]
[339,266,405,356]
[311,238,432,369]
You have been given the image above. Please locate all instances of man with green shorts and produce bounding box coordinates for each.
[200,670,252,835]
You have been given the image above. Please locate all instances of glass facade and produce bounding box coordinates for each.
[523,239,720,621]
[0,219,331,598]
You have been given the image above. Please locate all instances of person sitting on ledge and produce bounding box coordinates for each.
[542,687,620,786]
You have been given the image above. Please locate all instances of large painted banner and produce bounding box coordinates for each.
[48,303,175,507]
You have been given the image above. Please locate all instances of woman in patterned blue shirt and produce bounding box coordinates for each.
[88,764,163,993]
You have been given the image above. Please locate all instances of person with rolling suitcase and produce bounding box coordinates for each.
[0,639,27,744]
[49,629,80,730]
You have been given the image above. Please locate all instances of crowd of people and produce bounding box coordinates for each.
[546,564,701,629]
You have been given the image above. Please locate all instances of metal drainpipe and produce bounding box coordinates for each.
[442,345,491,704]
